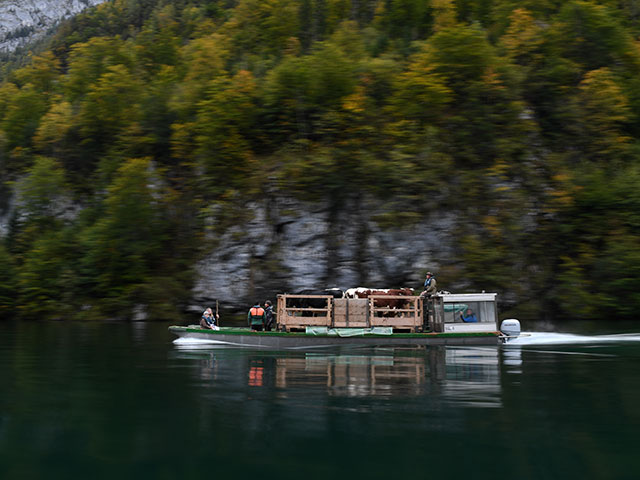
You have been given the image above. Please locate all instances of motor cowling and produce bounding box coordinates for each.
[500,319,521,337]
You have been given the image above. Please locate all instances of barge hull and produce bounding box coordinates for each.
[169,326,502,349]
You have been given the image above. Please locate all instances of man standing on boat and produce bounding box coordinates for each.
[248,302,266,331]
[264,300,274,331]
[422,272,437,297]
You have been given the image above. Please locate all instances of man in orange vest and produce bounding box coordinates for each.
[248,302,266,331]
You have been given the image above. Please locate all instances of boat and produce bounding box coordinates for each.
[169,291,521,349]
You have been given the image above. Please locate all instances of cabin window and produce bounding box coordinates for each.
[443,301,496,323]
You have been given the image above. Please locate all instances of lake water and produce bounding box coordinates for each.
[1,321,640,479]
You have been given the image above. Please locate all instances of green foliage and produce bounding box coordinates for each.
[16,157,69,228]
[571,68,631,162]
[379,0,434,39]
[1,0,640,321]
[547,1,637,73]
[548,165,640,319]
[263,40,358,142]
[194,70,258,193]
[79,158,166,318]
[0,85,49,168]
[16,229,76,318]
[222,0,301,58]
[390,47,453,124]
[0,244,16,319]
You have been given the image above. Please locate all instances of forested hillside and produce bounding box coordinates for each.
[1,0,640,321]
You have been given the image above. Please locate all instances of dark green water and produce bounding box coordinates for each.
[1,322,640,480]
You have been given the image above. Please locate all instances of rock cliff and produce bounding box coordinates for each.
[191,196,453,311]
[0,0,107,52]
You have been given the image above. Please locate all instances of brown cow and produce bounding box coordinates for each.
[344,287,415,316]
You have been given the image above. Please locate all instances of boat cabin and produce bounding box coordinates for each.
[427,293,498,333]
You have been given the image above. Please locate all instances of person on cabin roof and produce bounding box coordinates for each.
[200,307,219,330]
[264,300,274,331]
[248,302,266,331]
[460,308,478,323]
[422,272,437,296]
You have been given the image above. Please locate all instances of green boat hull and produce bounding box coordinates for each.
[168,326,503,349]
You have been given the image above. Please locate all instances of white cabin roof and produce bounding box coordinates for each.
[438,293,497,303]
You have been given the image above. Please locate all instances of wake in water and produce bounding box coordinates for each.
[506,332,640,346]
[173,337,234,349]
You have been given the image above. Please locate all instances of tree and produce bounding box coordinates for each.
[571,68,631,163]
[373,0,434,43]
[0,85,49,167]
[64,36,133,101]
[395,26,532,169]
[80,157,166,318]
[79,64,143,149]
[194,70,258,194]
[33,100,75,161]
[222,0,301,58]
[501,8,543,66]
[390,48,452,125]
[262,40,357,143]
[0,244,16,318]
[16,230,76,318]
[547,1,638,74]
[16,157,69,227]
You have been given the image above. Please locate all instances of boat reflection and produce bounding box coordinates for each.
[171,344,508,407]
[440,347,502,407]
[282,347,502,405]
[275,348,425,397]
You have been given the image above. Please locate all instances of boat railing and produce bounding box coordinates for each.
[276,294,334,331]
[367,295,423,332]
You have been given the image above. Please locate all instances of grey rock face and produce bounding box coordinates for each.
[0,0,108,52]
[193,196,452,311]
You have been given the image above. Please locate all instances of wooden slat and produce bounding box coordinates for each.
[368,295,420,300]
[284,308,331,312]
[283,294,334,299]
[371,317,422,327]
[284,317,330,326]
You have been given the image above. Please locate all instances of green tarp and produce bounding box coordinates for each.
[305,327,393,337]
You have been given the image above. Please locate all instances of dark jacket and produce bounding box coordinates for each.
[264,305,274,328]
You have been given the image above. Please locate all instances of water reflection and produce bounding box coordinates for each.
[275,349,424,397]
[442,348,502,407]
[501,348,523,374]
[248,360,264,387]
[171,345,508,408]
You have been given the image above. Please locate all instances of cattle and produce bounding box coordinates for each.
[345,287,415,315]
[345,287,414,299]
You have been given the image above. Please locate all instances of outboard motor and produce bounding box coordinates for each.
[500,318,521,338]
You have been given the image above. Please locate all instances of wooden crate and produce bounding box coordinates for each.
[276,294,333,331]
[368,295,424,332]
[333,298,369,328]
